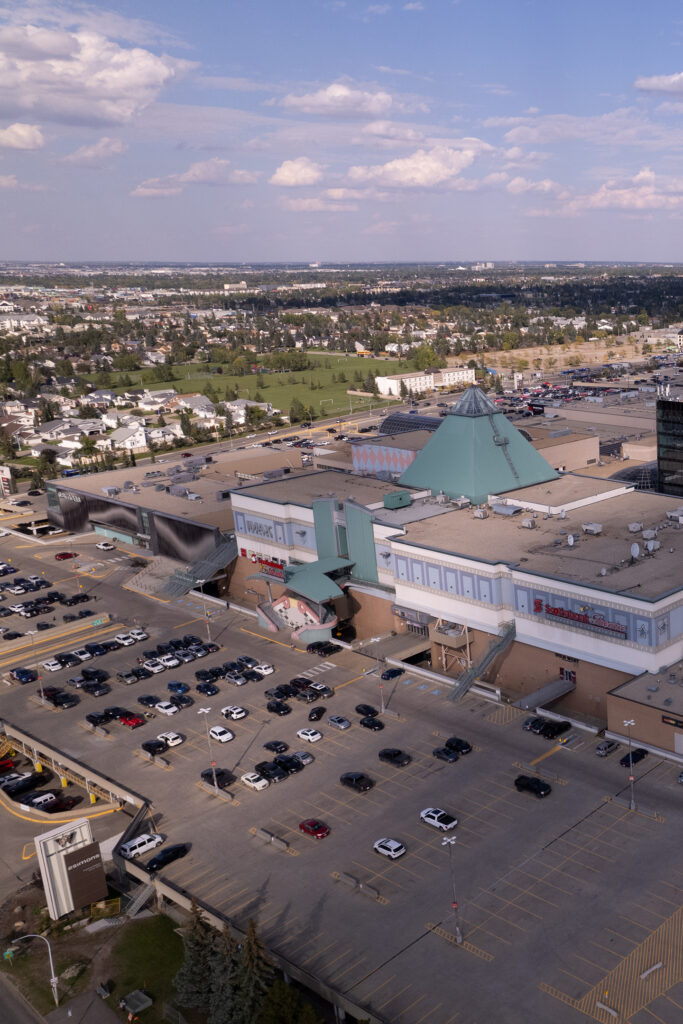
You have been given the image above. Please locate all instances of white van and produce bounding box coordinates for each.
[119,833,163,860]
[20,792,57,811]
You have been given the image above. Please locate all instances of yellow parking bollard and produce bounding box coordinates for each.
[61,777,68,789]
[90,793,97,805]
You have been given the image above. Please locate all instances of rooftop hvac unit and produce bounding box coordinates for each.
[582,523,603,535]
[628,522,644,533]
[642,529,657,540]
[169,484,188,497]
[102,486,120,496]
[436,491,448,504]
[451,496,470,509]
[473,508,489,519]
[666,508,683,522]
[521,518,536,529]
[122,480,134,490]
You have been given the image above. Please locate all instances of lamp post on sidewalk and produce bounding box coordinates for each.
[624,718,637,810]
[197,579,211,643]
[11,934,59,1006]
[442,836,463,944]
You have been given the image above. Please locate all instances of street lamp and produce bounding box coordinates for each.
[11,934,59,1006]
[196,579,211,643]
[442,837,463,944]
[198,708,218,789]
[624,719,637,810]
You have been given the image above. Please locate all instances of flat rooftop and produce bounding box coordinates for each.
[610,662,683,717]
[397,486,683,600]
[52,445,305,530]
[350,430,432,451]
[237,469,413,509]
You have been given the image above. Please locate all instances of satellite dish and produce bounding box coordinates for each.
[630,542,640,559]
[567,534,575,547]
[646,540,655,553]
[600,567,607,576]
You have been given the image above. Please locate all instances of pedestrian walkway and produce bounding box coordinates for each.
[46,990,121,1023]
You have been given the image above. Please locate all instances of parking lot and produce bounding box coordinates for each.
[1,532,682,1023]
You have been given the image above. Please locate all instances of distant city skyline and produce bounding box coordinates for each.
[2,0,683,262]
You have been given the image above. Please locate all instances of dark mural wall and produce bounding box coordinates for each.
[47,484,219,560]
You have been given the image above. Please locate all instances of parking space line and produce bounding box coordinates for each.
[557,966,593,987]
[360,973,396,1001]
[632,901,668,921]
[396,994,427,1020]
[604,927,638,945]
[327,956,367,986]
[465,921,512,946]
[377,984,412,1011]
[300,940,337,967]
[485,890,543,921]
[587,939,624,962]
[412,1000,444,1024]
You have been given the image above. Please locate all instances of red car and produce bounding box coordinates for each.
[0,757,15,772]
[55,552,77,561]
[120,714,144,729]
[299,818,330,840]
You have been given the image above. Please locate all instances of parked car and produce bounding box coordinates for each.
[514,774,552,798]
[445,736,472,755]
[620,748,648,768]
[433,747,459,763]
[595,740,620,757]
[380,668,404,680]
[296,728,322,743]
[299,818,330,839]
[266,699,291,716]
[308,706,325,722]
[142,739,168,757]
[264,740,288,754]
[209,725,234,743]
[420,807,457,831]
[373,838,406,859]
[254,761,288,783]
[147,844,189,873]
[378,747,411,767]
[360,716,384,732]
[241,772,269,791]
[339,772,374,792]
[328,715,351,730]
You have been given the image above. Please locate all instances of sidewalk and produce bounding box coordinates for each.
[46,991,121,1024]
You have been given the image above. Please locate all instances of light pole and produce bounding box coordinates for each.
[11,934,59,1006]
[198,708,218,789]
[442,836,463,944]
[197,579,211,643]
[624,718,637,810]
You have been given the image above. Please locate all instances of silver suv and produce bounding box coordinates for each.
[595,740,620,757]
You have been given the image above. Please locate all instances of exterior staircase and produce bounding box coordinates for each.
[126,881,156,918]
[447,621,516,702]
[160,534,237,598]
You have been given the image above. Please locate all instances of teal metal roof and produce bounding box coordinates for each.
[282,556,354,603]
[398,386,558,503]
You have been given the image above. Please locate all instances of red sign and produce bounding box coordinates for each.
[533,598,627,637]
[256,556,286,580]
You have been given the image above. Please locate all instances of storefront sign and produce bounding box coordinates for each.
[245,518,274,539]
[662,714,683,728]
[533,598,627,637]
[256,556,285,580]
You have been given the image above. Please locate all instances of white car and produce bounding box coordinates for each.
[420,807,458,831]
[297,728,322,743]
[221,705,247,720]
[373,838,406,860]
[42,659,62,673]
[157,731,184,747]
[72,648,92,662]
[143,659,165,674]
[115,633,136,646]
[27,575,42,583]
[209,725,234,743]
[254,663,274,676]
[241,772,269,791]
[159,654,180,669]
[155,701,179,716]
[95,541,115,551]
[129,628,149,641]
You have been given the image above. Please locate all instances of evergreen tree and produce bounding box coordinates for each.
[207,925,241,1024]
[234,919,273,1024]
[257,979,323,1024]
[174,900,216,1010]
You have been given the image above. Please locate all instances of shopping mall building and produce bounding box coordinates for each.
[230,389,683,750]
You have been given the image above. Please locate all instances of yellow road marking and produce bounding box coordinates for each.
[21,843,36,861]
[529,745,562,766]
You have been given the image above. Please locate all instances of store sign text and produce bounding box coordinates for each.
[533,599,627,637]
[245,518,274,539]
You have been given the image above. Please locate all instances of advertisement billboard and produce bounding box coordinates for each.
[64,842,108,908]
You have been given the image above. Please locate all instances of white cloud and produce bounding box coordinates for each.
[362,219,398,234]
[198,75,276,93]
[348,145,476,187]
[487,107,681,150]
[280,82,394,118]
[132,156,258,197]
[269,156,323,186]
[63,135,126,165]
[0,23,192,126]
[361,120,423,143]
[403,3,424,10]
[0,121,44,149]
[560,167,683,215]
[634,71,683,94]
[366,4,391,14]
[506,176,564,195]
[282,196,356,212]
[0,173,18,188]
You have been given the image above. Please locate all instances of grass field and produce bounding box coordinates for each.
[96,354,404,419]
[111,914,184,1021]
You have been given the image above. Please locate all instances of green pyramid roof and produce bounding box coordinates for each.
[398,386,558,503]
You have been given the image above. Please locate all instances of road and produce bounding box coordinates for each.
[0,974,44,1024]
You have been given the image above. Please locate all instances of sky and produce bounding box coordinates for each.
[2,0,683,262]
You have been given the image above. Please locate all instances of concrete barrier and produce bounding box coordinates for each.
[255,828,273,842]
[359,883,379,900]
[270,837,288,851]
[338,873,358,890]
[198,782,233,802]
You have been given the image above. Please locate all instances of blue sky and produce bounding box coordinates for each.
[2,0,683,262]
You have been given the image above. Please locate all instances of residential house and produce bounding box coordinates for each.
[224,398,273,425]
[96,425,149,454]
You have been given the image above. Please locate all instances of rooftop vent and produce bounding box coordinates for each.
[628,522,644,533]
[582,523,603,535]
[473,508,489,519]
[521,518,536,529]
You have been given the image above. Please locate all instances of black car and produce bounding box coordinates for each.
[378,747,411,767]
[242,669,263,683]
[169,694,194,710]
[264,740,288,754]
[265,685,292,700]
[103,706,130,720]
[101,640,121,653]
[84,643,106,657]
[4,631,23,640]
[306,641,326,654]
[339,772,374,793]
[514,774,552,798]
[433,747,459,763]
[380,667,404,680]
[196,682,219,696]
[445,736,472,755]
[142,739,168,757]
[81,667,108,683]
[132,667,153,680]
[254,761,288,783]
[274,754,304,775]
[308,706,325,722]
[183,634,202,646]
[36,621,54,632]
[523,717,549,734]
[86,711,113,727]
[200,767,235,789]
[204,642,219,654]
[620,748,648,768]
[360,716,384,731]
[50,692,79,709]
[355,704,378,718]
[266,699,291,716]
[195,669,216,683]
[295,688,317,704]
[540,721,572,741]
[76,609,93,619]
[289,677,312,692]
[83,681,110,697]
[147,843,190,873]
[137,695,159,708]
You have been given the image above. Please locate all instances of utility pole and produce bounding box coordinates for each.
[442,836,463,944]
[624,719,637,810]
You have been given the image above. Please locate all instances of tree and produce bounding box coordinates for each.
[289,397,306,423]
[399,379,408,399]
[78,434,97,458]
[257,980,323,1024]
[179,410,193,436]
[233,919,273,1024]
[174,900,216,1011]
[411,343,446,371]
[207,926,241,1024]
